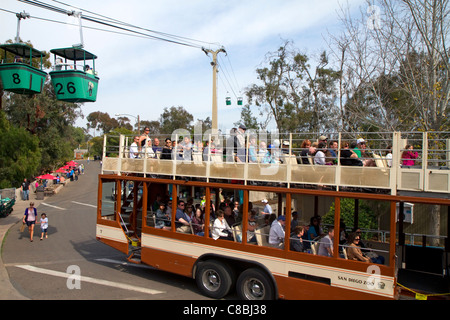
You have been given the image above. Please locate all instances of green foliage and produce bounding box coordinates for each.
[322,198,378,239]
[246,40,340,132]
[159,106,194,134]
[0,111,41,188]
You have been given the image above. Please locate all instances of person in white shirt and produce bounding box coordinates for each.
[129,136,139,159]
[261,199,273,216]
[211,210,233,240]
[314,142,327,165]
[269,215,286,248]
[145,139,156,158]
[40,213,48,240]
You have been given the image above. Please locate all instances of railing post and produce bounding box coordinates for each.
[244,132,249,185]
[422,132,428,191]
[335,132,342,192]
[206,134,211,183]
[172,134,178,180]
[118,134,124,176]
[101,134,107,174]
[391,132,400,195]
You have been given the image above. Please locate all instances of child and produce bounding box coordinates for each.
[40,213,48,240]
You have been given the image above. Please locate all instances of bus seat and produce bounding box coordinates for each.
[311,241,319,255]
[342,246,348,259]
[255,226,270,246]
[193,152,202,164]
[232,224,242,242]
[211,154,223,164]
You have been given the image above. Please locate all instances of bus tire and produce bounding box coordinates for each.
[236,268,275,300]
[195,260,233,299]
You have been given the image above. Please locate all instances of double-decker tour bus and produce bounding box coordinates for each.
[96,130,449,300]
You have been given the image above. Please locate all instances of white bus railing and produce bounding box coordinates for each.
[101,131,450,196]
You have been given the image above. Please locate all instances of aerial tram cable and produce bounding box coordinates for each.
[216,53,243,106]
[18,0,220,50]
[51,0,220,50]
[217,59,242,106]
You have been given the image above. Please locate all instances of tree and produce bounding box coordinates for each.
[0,111,41,188]
[234,105,258,130]
[159,106,194,134]
[87,111,119,135]
[329,0,450,245]
[246,40,340,133]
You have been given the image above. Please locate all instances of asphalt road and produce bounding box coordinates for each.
[2,160,210,301]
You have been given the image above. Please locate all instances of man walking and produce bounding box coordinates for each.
[22,178,30,201]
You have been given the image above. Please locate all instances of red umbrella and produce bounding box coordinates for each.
[54,168,68,173]
[36,174,57,180]
[60,165,70,170]
[67,160,79,166]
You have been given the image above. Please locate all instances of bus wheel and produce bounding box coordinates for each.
[236,268,275,300]
[195,260,233,299]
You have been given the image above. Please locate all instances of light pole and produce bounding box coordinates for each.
[115,113,140,134]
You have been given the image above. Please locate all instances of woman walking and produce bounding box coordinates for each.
[23,202,38,242]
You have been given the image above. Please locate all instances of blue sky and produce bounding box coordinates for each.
[1,0,367,135]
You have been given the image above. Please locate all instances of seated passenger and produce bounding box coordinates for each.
[146,139,156,158]
[340,141,362,166]
[401,144,419,167]
[246,209,257,243]
[306,216,321,241]
[268,215,286,248]
[211,210,233,240]
[155,203,171,230]
[181,136,193,161]
[354,139,376,167]
[191,206,205,236]
[351,228,385,264]
[299,139,313,164]
[160,138,172,160]
[248,135,258,163]
[129,136,140,159]
[223,205,235,227]
[290,226,305,252]
[317,227,334,257]
[84,65,94,74]
[314,142,328,165]
[346,232,372,263]
[175,200,191,233]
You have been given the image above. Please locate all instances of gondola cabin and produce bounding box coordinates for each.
[49,47,99,102]
[0,43,47,94]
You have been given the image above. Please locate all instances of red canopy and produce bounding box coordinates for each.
[67,160,79,166]
[36,174,57,180]
[54,168,68,173]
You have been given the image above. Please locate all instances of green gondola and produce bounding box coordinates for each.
[49,47,99,103]
[0,43,47,94]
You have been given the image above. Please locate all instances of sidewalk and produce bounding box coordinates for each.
[0,190,45,299]
[0,168,82,299]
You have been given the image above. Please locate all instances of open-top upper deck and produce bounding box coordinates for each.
[100,130,450,199]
